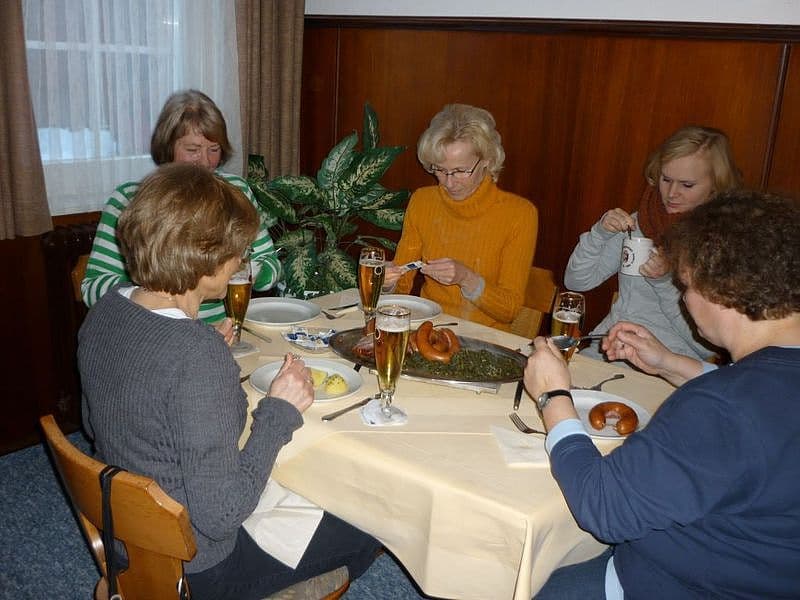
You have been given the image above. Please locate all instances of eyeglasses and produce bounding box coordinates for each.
[427,157,481,180]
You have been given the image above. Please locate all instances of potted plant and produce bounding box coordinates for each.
[248,103,409,297]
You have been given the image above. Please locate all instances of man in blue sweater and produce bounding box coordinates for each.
[527,189,800,599]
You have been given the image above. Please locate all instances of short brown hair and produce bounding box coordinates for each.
[644,126,742,194]
[150,89,233,166]
[118,164,258,294]
[664,189,800,320]
[417,104,506,181]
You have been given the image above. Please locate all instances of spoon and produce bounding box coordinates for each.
[548,334,608,351]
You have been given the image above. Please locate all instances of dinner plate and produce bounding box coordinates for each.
[328,327,525,384]
[249,358,362,402]
[245,298,321,326]
[573,390,651,439]
[377,294,441,322]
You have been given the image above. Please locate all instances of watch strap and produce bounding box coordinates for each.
[537,389,573,411]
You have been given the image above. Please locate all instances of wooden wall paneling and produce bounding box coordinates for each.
[302,23,787,330]
[767,43,800,195]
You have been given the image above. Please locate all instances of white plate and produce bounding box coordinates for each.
[573,390,651,439]
[377,294,441,322]
[249,358,363,403]
[245,298,321,326]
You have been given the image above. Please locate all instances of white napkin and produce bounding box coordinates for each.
[242,479,324,568]
[360,398,408,426]
[491,425,550,468]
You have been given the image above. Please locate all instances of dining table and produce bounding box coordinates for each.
[235,290,676,600]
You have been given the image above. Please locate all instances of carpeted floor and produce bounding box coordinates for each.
[0,432,429,599]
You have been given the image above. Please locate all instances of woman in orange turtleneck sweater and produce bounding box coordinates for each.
[383,104,539,331]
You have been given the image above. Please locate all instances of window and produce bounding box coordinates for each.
[23,0,241,216]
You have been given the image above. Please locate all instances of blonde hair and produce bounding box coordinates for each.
[150,89,233,166]
[644,126,742,193]
[417,104,506,181]
[118,164,258,294]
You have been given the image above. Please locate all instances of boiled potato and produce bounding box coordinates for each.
[323,373,348,395]
[309,367,328,388]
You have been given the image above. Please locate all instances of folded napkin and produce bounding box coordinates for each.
[491,425,549,468]
[242,479,324,568]
[360,397,408,426]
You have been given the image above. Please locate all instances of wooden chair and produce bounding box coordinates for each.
[509,266,559,339]
[71,253,89,302]
[40,415,350,600]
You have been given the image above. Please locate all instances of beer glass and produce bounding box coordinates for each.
[373,304,411,423]
[224,249,254,355]
[551,292,585,361]
[358,246,385,325]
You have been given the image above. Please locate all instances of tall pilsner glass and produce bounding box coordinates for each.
[551,292,586,362]
[225,250,254,355]
[373,305,411,423]
[358,246,385,327]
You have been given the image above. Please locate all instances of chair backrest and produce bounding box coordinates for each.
[71,253,89,302]
[509,266,559,339]
[40,415,196,600]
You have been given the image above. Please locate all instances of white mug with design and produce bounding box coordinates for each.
[620,236,655,276]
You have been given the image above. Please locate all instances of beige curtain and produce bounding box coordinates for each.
[235,0,305,179]
[0,0,51,239]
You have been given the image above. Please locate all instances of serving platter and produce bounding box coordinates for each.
[329,327,525,384]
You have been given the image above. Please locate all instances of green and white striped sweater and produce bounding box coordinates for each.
[82,172,281,323]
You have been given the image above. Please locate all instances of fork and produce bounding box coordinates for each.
[508,413,547,435]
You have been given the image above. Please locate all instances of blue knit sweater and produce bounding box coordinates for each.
[550,346,800,598]
[78,288,303,573]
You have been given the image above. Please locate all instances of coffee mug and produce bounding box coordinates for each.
[620,236,655,276]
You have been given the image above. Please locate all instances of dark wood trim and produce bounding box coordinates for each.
[306,16,800,42]
[763,43,792,187]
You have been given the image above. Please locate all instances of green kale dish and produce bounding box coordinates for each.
[404,348,523,381]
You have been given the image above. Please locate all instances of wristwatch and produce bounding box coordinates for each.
[536,389,573,411]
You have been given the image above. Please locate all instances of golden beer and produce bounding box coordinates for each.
[358,257,385,314]
[225,278,252,330]
[375,326,410,394]
[552,309,581,360]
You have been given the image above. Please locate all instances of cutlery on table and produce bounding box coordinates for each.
[322,303,360,319]
[508,413,546,435]
[573,373,625,391]
[321,395,376,422]
[239,373,251,384]
[241,325,272,344]
[546,333,608,351]
[512,380,524,411]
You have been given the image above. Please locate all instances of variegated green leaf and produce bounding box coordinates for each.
[362,103,379,151]
[345,147,405,198]
[355,235,397,252]
[268,175,323,206]
[252,185,297,224]
[276,228,314,251]
[317,133,358,189]
[359,207,406,230]
[247,154,269,185]
[362,189,410,210]
[319,248,357,289]
[283,244,316,293]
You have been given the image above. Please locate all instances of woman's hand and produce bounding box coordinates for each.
[215,318,235,345]
[639,249,670,278]
[600,208,636,234]
[422,258,476,288]
[268,354,314,413]
[382,262,404,291]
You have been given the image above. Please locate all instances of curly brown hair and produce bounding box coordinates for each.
[663,189,800,320]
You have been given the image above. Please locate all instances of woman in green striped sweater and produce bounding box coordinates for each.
[82,89,280,333]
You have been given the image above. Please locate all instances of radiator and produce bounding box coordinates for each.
[40,222,98,429]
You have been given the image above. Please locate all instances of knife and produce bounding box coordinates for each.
[241,325,272,344]
[321,396,374,421]
[512,380,524,411]
[327,301,359,312]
